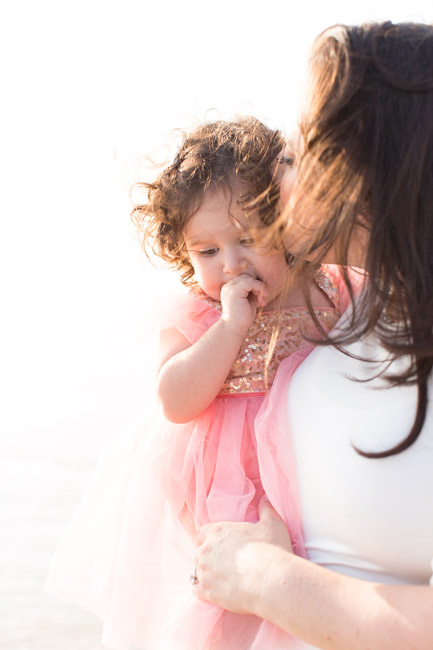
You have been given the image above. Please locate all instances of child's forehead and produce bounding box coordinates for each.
[203,177,250,203]
[183,185,259,240]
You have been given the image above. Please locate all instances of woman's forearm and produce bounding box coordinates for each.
[195,506,433,650]
[245,544,433,650]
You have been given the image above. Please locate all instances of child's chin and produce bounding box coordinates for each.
[207,289,221,302]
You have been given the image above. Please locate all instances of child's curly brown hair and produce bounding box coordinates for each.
[131,116,285,285]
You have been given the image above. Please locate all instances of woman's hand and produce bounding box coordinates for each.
[193,498,293,615]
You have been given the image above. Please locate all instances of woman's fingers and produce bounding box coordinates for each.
[258,495,284,522]
[258,496,294,552]
[195,522,213,546]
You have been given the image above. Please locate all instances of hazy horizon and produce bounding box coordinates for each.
[2,1,433,647]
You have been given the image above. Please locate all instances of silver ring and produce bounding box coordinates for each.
[189,567,199,585]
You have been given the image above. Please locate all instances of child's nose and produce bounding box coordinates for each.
[223,249,247,275]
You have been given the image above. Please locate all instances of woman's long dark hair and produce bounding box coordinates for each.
[287,21,433,457]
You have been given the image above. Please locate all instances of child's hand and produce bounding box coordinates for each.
[220,273,267,336]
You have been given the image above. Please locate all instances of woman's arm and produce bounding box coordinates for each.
[194,500,433,650]
[157,274,267,423]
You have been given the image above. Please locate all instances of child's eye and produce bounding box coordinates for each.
[198,248,218,257]
[240,237,255,247]
[278,155,295,166]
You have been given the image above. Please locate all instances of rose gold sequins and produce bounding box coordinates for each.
[189,272,340,396]
[219,308,339,395]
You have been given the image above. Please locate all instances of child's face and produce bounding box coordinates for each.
[183,181,289,310]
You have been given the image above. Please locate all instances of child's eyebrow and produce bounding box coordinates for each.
[230,216,256,231]
[184,235,213,247]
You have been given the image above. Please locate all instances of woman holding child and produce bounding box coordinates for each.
[193,20,433,650]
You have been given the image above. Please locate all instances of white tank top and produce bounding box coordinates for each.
[289,328,433,587]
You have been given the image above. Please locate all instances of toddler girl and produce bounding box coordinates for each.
[45,117,343,650]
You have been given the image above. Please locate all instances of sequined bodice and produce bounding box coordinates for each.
[220,308,338,394]
[190,271,340,395]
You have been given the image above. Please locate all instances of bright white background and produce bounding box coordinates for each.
[1,1,432,648]
[2,0,433,460]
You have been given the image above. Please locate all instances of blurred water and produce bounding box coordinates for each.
[0,446,105,649]
[3,3,432,648]
[0,192,180,648]
[0,183,167,649]
[0,233,178,649]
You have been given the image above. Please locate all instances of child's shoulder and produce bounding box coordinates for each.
[157,284,220,310]
[314,264,341,310]
[186,286,222,312]
[157,285,221,343]
[316,263,366,314]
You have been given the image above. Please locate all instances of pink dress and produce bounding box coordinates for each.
[45,265,344,650]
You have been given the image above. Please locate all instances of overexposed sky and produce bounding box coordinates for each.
[2,0,433,459]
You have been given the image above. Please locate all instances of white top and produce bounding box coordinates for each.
[285,324,433,649]
[289,327,433,588]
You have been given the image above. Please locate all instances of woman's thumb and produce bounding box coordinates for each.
[258,495,282,522]
[258,495,294,553]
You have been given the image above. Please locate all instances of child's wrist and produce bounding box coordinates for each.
[219,314,251,339]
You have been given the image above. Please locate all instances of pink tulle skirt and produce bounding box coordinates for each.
[45,349,310,650]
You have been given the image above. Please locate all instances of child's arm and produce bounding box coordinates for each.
[157,274,267,423]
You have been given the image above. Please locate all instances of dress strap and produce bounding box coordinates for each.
[315,265,341,312]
